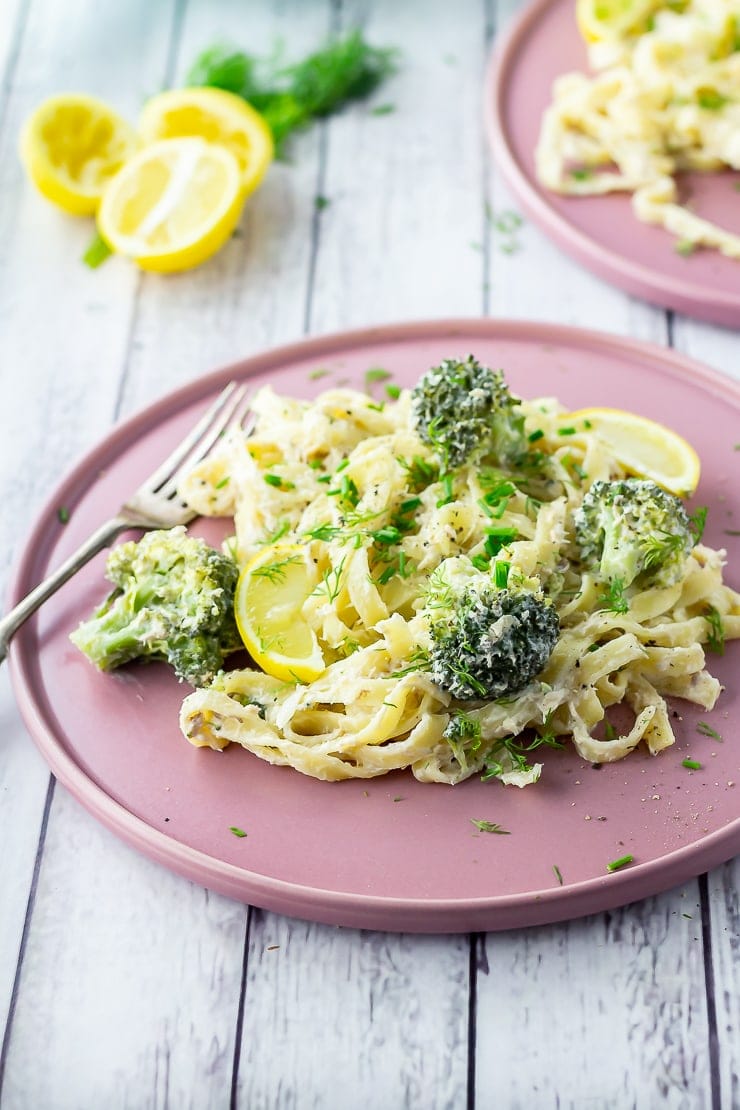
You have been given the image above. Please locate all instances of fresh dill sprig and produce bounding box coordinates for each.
[470,818,510,835]
[704,605,725,654]
[187,31,399,154]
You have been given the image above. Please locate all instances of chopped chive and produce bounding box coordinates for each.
[215,476,230,489]
[372,103,395,115]
[317,473,332,484]
[308,458,325,470]
[82,231,112,269]
[604,720,617,741]
[682,758,702,770]
[57,506,70,524]
[583,419,592,429]
[557,426,576,436]
[606,854,633,872]
[675,239,696,257]
[471,554,490,571]
[229,826,248,838]
[367,401,385,412]
[264,474,294,490]
[385,383,401,399]
[309,367,330,380]
[436,473,454,507]
[335,458,350,472]
[553,864,563,885]
[364,366,392,391]
[528,429,544,443]
[494,560,510,588]
[373,527,401,546]
[399,496,421,514]
[696,722,722,741]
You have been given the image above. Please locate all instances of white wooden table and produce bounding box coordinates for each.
[1,0,738,1106]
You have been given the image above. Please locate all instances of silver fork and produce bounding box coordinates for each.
[0,381,253,664]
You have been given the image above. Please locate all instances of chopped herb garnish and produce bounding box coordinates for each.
[697,89,727,110]
[471,554,490,571]
[309,367,330,380]
[471,819,510,835]
[603,720,617,742]
[675,239,697,257]
[364,366,392,392]
[682,758,702,770]
[335,458,350,473]
[557,426,576,436]
[314,194,330,210]
[553,864,564,885]
[367,401,385,412]
[696,722,722,741]
[392,794,404,801]
[570,168,592,181]
[385,383,401,399]
[606,854,633,872]
[704,605,725,654]
[528,429,544,443]
[252,553,302,583]
[494,560,510,588]
[57,506,70,524]
[82,232,113,269]
[483,527,517,558]
[264,473,295,490]
[215,476,230,489]
[436,472,454,508]
[599,578,629,614]
[689,506,708,543]
[229,826,248,838]
[371,103,395,115]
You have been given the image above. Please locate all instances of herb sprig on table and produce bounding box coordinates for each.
[186,30,399,153]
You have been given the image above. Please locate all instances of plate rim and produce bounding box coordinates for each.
[8,317,740,933]
[484,0,740,325]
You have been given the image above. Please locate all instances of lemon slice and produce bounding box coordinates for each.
[235,544,326,684]
[20,94,138,216]
[97,137,243,272]
[575,0,665,42]
[566,407,700,496]
[138,88,273,197]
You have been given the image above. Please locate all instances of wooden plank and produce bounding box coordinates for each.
[0,786,247,1110]
[237,913,470,1109]
[475,889,713,1107]
[0,0,177,1062]
[707,860,740,1109]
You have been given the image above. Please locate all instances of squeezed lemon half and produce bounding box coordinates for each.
[138,87,274,197]
[20,93,138,215]
[565,407,700,496]
[96,137,244,272]
[235,544,326,684]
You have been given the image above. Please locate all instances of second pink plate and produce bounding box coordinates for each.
[486,0,740,326]
[8,320,740,932]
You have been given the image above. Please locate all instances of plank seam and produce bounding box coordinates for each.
[0,775,56,1101]
[482,0,496,317]
[699,873,722,1110]
[467,933,480,1110]
[229,904,253,1110]
[0,0,32,145]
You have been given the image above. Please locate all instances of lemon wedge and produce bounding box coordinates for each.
[138,88,273,197]
[20,93,138,215]
[566,407,700,496]
[97,137,243,272]
[235,544,326,684]
[575,0,667,42]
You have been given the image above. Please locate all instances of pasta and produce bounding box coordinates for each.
[536,0,740,257]
[177,370,740,786]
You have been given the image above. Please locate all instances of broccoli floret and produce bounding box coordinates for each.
[573,478,694,590]
[426,568,560,700]
[411,356,525,470]
[70,526,241,686]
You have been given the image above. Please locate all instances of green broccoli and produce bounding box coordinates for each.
[70,526,241,686]
[573,478,694,591]
[425,564,559,700]
[411,356,525,470]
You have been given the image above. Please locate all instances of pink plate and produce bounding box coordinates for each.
[8,320,740,933]
[486,0,740,326]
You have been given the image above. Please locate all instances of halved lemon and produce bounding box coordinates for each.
[575,0,665,42]
[138,88,273,197]
[97,137,243,272]
[20,93,138,215]
[235,544,326,684]
[566,407,700,496]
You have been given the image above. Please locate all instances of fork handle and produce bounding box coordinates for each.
[0,515,132,664]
